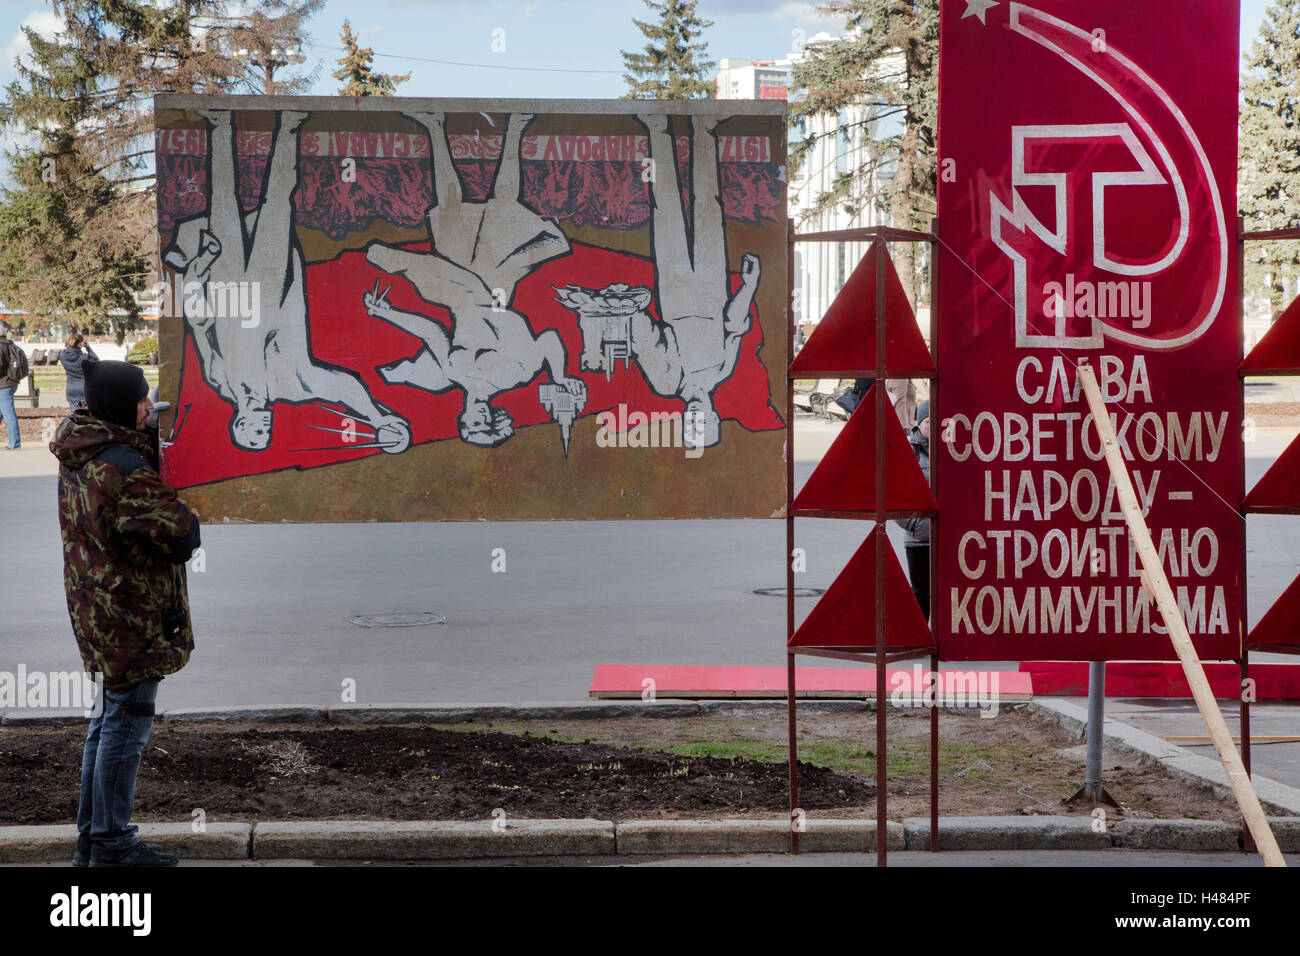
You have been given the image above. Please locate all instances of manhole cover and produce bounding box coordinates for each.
[349,611,447,628]
[752,587,825,598]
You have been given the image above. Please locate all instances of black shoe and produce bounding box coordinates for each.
[73,833,91,867]
[89,841,179,867]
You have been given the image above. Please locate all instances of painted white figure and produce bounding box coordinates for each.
[553,113,761,449]
[363,112,583,449]
[163,109,410,453]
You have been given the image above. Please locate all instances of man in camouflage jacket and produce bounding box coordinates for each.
[51,359,200,866]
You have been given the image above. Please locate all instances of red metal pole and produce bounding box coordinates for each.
[930,651,939,852]
[875,239,888,867]
[1239,226,1300,241]
[929,217,940,853]
[1241,650,1253,853]
[788,653,800,853]
[795,225,937,244]
[786,219,800,854]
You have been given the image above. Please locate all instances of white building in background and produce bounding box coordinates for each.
[714,58,792,101]
[715,38,916,340]
[787,34,908,335]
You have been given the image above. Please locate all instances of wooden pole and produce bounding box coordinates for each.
[1076,363,1285,867]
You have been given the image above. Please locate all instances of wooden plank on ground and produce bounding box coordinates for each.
[1077,362,1284,867]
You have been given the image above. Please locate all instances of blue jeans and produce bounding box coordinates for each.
[0,386,17,448]
[77,679,159,851]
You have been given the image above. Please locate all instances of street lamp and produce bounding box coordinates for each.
[233,44,307,94]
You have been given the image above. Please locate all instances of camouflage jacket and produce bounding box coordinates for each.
[51,411,200,690]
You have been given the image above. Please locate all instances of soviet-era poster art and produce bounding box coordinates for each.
[935,1,1241,660]
[154,96,787,521]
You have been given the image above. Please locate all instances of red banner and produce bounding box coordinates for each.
[935,0,1241,660]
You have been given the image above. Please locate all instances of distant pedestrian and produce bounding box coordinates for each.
[59,333,99,409]
[833,378,917,430]
[51,359,200,867]
[887,379,917,434]
[898,400,931,621]
[0,333,24,449]
[833,377,873,416]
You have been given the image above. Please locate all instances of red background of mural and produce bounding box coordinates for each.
[935,0,1242,661]
[162,240,782,489]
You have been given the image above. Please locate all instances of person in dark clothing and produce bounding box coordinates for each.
[833,377,873,416]
[0,333,21,449]
[50,359,200,867]
[59,333,99,409]
[899,400,931,621]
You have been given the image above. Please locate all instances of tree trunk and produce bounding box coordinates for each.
[1270,271,1286,322]
[890,126,918,309]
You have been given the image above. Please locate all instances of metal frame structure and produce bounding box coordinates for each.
[1238,222,1300,851]
[785,224,940,866]
[782,218,1296,863]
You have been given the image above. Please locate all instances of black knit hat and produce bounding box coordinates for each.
[84,359,148,430]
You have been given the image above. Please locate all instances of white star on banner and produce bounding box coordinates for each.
[962,0,999,25]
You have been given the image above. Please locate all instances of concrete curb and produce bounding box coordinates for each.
[902,815,1112,851]
[1267,817,1300,853]
[251,819,615,860]
[1109,818,1239,851]
[0,823,251,864]
[0,817,1269,862]
[1030,697,1300,816]
[615,819,906,854]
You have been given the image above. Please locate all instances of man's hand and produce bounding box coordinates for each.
[364,281,396,320]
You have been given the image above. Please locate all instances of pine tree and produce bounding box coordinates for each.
[1240,0,1300,320]
[0,1,321,340]
[621,0,715,99]
[789,1,937,302]
[334,21,410,96]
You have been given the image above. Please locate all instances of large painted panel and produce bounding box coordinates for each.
[154,96,787,521]
[934,1,1242,661]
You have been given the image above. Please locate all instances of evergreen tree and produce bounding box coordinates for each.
[1240,0,1300,320]
[333,21,410,96]
[0,1,320,340]
[621,0,715,99]
[789,1,937,302]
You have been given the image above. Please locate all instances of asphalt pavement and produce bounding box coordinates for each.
[3,396,1298,789]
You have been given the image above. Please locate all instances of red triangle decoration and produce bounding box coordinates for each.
[1246,571,1300,653]
[1242,432,1300,514]
[789,526,934,649]
[1241,294,1300,376]
[789,240,935,378]
[793,384,937,516]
